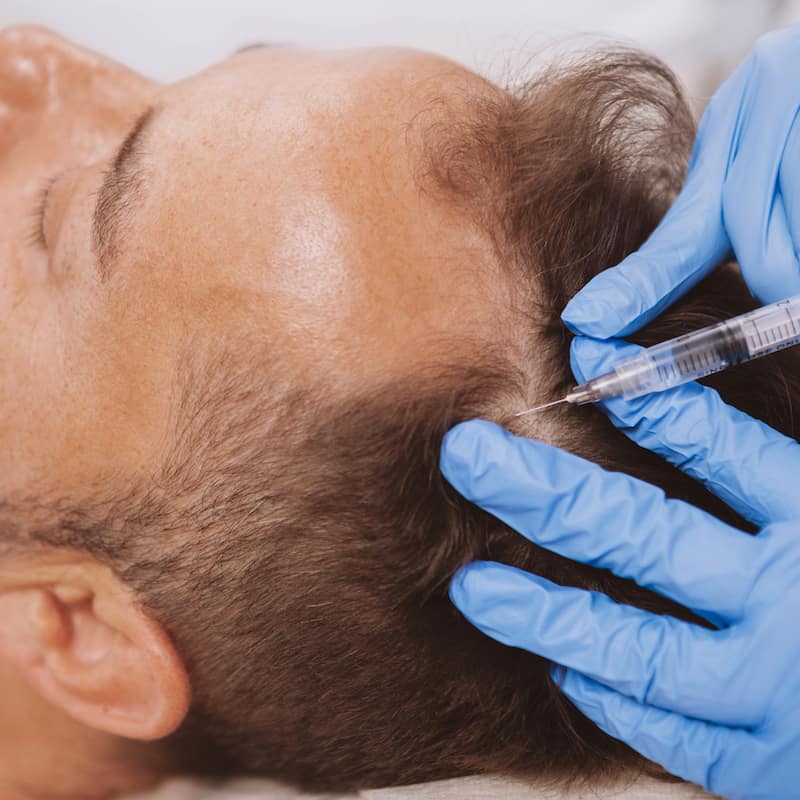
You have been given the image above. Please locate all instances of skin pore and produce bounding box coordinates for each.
[0,25,524,800]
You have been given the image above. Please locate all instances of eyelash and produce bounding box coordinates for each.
[26,175,59,249]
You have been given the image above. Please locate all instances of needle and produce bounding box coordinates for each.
[513,397,569,418]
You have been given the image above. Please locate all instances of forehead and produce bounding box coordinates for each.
[128,47,512,383]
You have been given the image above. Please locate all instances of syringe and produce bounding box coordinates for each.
[516,294,800,416]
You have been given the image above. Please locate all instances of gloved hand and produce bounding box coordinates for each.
[561,27,800,339]
[442,335,800,800]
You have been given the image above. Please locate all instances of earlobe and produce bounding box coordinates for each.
[0,568,190,741]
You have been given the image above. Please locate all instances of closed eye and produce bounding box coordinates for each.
[26,174,59,249]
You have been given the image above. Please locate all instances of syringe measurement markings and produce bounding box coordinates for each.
[657,361,679,384]
[684,348,716,372]
[743,308,800,354]
[746,320,767,352]
[656,346,718,388]
[744,322,769,352]
[744,329,800,355]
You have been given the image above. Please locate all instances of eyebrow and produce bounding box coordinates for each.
[91,105,158,281]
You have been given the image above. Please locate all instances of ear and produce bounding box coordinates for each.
[0,555,190,740]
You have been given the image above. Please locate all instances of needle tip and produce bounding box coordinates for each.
[513,397,569,417]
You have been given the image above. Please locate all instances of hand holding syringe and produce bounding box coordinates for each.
[516,294,800,416]
[443,27,800,800]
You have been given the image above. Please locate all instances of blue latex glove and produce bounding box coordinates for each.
[562,27,800,339]
[442,335,800,800]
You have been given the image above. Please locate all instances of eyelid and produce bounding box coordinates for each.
[27,174,59,249]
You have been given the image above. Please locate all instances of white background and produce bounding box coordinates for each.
[2,0,800,99]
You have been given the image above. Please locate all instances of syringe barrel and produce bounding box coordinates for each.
[576,294,800,403]
[737,294,800,357]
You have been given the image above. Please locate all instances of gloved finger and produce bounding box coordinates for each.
[555,667,742,795]
[559,57,754,339]
[570,336,800,526]
[736,188,800,303]
[723,42,800,304]
[450,562,753,726]
[559,172,729,338]
[441,420,758,621]
[778,112,800,290]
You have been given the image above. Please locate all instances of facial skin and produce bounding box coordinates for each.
[0,26,521,799]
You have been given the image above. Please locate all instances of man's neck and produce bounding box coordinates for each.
[0,659,166,800]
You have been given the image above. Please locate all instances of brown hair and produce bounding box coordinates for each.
[22,49,800,791]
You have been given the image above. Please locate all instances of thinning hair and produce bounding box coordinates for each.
[13,48,800,791]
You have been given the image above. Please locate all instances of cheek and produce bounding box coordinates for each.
[0,286,176,501]
[0,279,67,492]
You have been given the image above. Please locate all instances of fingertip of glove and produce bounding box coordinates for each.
[549,662,567,687]
[561,297,617,337]
[561,259,656,338]
[570,336,641,384]
[448,564,473,609]
[440,420,507,499]
[554,667,598,710]
[448,561,498,614]
[569,336,612,382]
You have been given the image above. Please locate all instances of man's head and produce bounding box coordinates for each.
[4,24,800,798]
[0,30,525,791]
[2,25,518,502]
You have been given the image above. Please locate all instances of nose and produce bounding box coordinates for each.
[0,26,98,113]
[0,24,151,107]
[0,25,154,158]
[0,27,52,120]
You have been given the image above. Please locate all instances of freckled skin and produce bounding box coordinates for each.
[0,27,513,503]
[0,28,522,797]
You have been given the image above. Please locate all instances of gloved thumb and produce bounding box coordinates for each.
[560,55,755,338]
[560,168,730,338]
